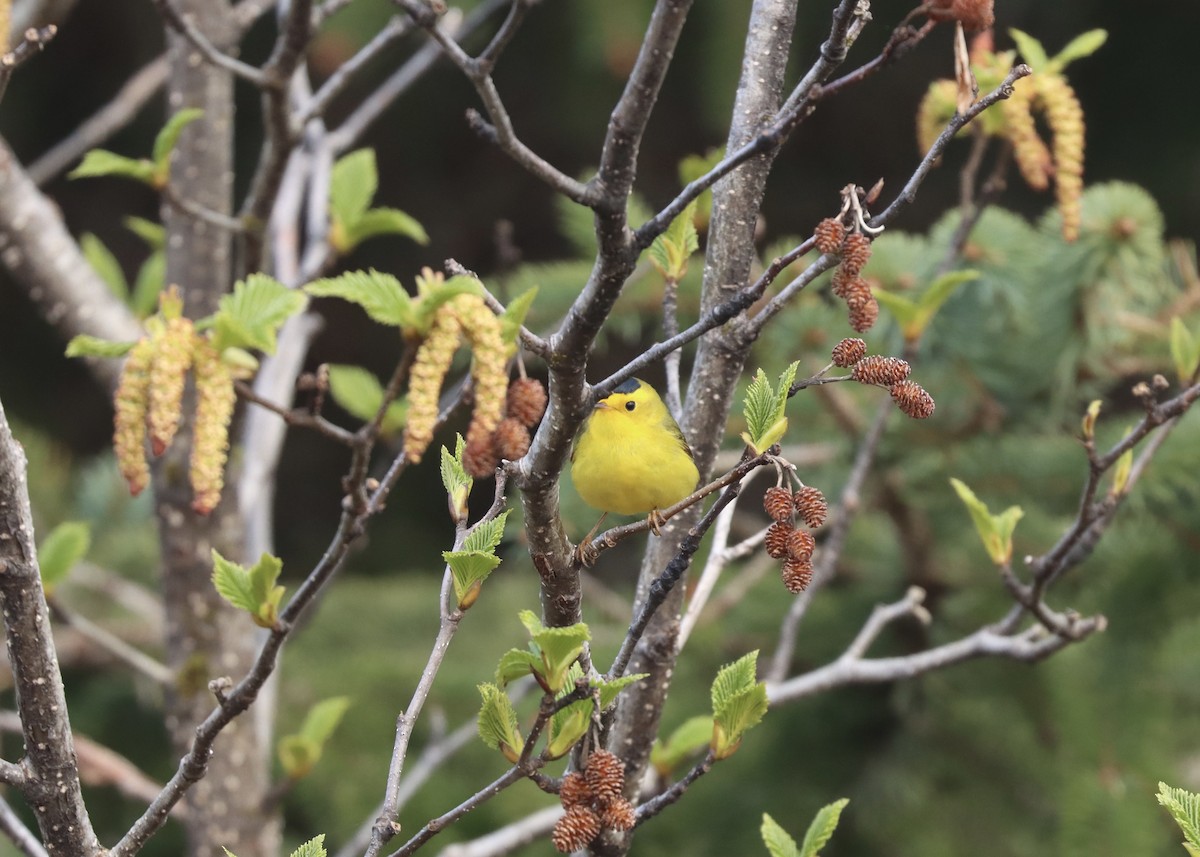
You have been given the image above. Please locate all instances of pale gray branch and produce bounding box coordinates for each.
[0,795,47,857]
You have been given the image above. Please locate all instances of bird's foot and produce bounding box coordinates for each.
[647,509,668,536]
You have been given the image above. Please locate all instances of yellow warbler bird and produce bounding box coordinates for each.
[571,378,700,540]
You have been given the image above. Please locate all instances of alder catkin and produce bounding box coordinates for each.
[190,337,236,515]
[146,316,195,457]
[113,338,155,496]
[831,337,867,368]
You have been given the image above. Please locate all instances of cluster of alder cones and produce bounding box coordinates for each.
[832,337,936,420]
[463,377,548,477]
[815,218,879,333]
[552,749,637,853]
[763,484,828,593]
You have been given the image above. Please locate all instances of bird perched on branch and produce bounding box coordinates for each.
[570,378,700,561]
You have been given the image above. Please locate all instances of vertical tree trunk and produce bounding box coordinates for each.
[158,3,277,856]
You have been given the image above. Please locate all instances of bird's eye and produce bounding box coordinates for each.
[625,401,636,411]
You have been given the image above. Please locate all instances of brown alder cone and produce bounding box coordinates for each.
[190,337,236,515]
[814,217,846,255]
[584,749,626,808]
[491,417,532,462]
[463,434,499,479]
[851,355,912,386]
[560,771,591,809]
[830,266,854,299]
[765,522,793,559]
[781,556,814,593]
[793,486,828,528]
[146,316,196,457]
[787,527,816,561]
[600,798,637,832]
[762,486,794,523]
[848,296,880,333]
[552,806,602,853]
[924,0,994,31]
[113,338,155,496]
[505,377,548,427]
[831,337,866,368]
[839,232,872,277]
[890,380,937,419]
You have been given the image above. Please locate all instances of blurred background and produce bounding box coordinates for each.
[2,1,1200,855]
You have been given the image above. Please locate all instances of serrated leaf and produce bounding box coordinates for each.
[210,550,285,628]
[124,216,165,250]
[909,269,978,339]
[711,650,767,757]
[798,798,850,857]
[444,550,502,609]
[330,149,378,228]
[152,108,204,175]
[68,150,156,184]
[132,251,166,318]
[80,233,129,300]
[1008,28,1049,71]
[546,699,591,759]
[594,672,646,709]
[289,834,326,857]
[342,207,429,250]
[326,364,405,435]
[495,648,540,686]
[278,697,349,778]
[742,364,798,453]
[305,270,415,329]
[651,715,713,774]
[477,683,523,762]
[410,276,483,333]
[742,370,774,449]
[213,274,307,355]
[65,335,137,359]
[299,696,351,747]
[463,511,509,554]
[1170,317,1200,384]
[761,813,799,857]
[1158,783,1200,851]
[649,201,699,281]
[498,287,538,348]
[1046,29,1107,74]
[950,478,1023,565]
[38,521,91,593]
[440,435,472,521]
[519,610,590,693]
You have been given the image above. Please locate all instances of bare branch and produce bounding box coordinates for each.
[0,795,47,857]
[0,24,57,104]
[152,0,267,84]
[631,750,714,825]
[433,806,561,857]
[301,14,414,124]
[48,599,174,685]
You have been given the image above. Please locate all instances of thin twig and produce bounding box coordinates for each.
[235,380,358,446]
[48,599,174,686]
[0,25,58,104]
[301,15,415,124]
[152,0,268,85]
[632,751,714,825]
[163,183,251,233]
[0,795,47,857]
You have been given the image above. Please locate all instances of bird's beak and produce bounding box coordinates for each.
[593,401,610,411]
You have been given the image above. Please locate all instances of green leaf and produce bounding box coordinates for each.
[210,550,286,628]
[124,216,166,250]
[911,269,978,338]
[651,715,713,774]
[277,697,350,778]
[440,436,472,522]
[546,698,591,759]
[1158,782,1200,852]
[741,363,798,454]
[519,610,590,693]
[330,149,378,229]
[68,150,156,185]
[1008,28,1049,71]
[495,648,541,687]
[341,208,429,251]
[443,550,502,609]
[1081,399,1102,440]
[649,201,699,281]
[873,289,920,334]
[305,270,415,329]
[477,683,523,762]
[1046,29,1107,74]
[498,287,538,348]
[80,233,129,300]
[213,274,308,355]
[677,147,723,226]
[798,799,850,857]
[949,478,1024,565]
[593,672,646,709]
[152,108,204,176]
[131,251,166,318]
[1170,317,1200,383]
[1110,447,1133,497]
[326,364,405,435]
[38,521,91,593]
[710,650,768,759]
[65,335,137,359]
[463,511,509,554]
[299,696,351,746]
[289,835,326,857]
[761,813,799,857]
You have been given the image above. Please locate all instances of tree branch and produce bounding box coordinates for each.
[0,795,47,857]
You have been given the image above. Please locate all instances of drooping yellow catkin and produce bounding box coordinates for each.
[146,316,196,457]
[454,294,509,477]
[402,307,463,464]
[1038,73,1085,242]
[190,337,237,515]
[1001,79,1052,191]
[113,338,155,496]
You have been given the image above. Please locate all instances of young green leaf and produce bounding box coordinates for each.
[463,511,509,554]
[650,715,713,775]
[1046,29,1108,74]
[443,550,502,610]
[341,207,429,251]
[498,287,538,349]
[495,648,542,688]
[649,200,699,282]
[798,798,850,857]
[1008,28,1049,71]
[277,697,351,778]
[210,550,286,628]
[152,108,204,180]
[124,216,166,250]
[326,364,406,436]
[68,150,157,185]
[872,289,919,336]
[1157,782,1200,854]
[949,478,1024,565]
[132,251,166,318]
[305,269,415,329]
[1081,399,1102,441]
[1170,317,1200,384]
[289,835,326,857]
[546,697,591,759]
[440,436,472,523]
[80,233,129,300]
[477,683,523,763]
[760,813,799,857]
[408,276,482,333]
[65,335,137,359]
[212,274,308,355]
[519,610,590,693]
[710,650,768,759]
[593,672,647,709]
[740,363,798,454]
[677,147,723,226]
[38,521,91,594]
[329,149,378,230]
